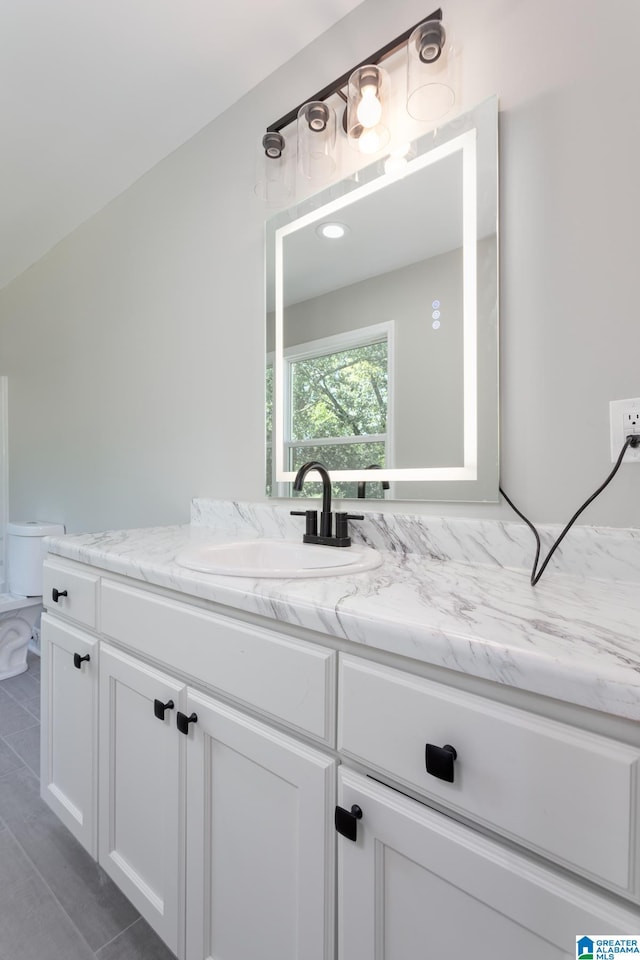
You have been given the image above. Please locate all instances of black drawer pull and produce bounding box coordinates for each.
[52,588,68,603]
[73,653,90,670]
[154,699,175,720]
[335,804,363,842]
[176,711,198,735]
[425,743,457,782]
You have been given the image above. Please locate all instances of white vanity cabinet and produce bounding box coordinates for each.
[40,612,98,856]
[338,655,640,899]
[42,557,337,960]
[337,768,640,959]
[98,645,337,960]
[40,560,100,857]
[98,644,185,954]
[41,553,640,960]
[184,688,335,960]
[337,654,640,957]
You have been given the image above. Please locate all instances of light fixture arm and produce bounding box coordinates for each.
[264,7,442,137]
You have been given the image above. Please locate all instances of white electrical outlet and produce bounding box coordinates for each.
[609,398,640,462]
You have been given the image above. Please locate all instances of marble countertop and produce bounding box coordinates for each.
[44,514,640,723]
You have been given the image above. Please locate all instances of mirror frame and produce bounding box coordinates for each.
[266,95,499,501]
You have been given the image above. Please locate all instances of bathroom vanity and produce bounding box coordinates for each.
[39,503,640,959]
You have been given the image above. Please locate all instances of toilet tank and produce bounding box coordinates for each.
[7,521,65,597]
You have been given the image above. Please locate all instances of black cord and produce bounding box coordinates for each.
[500,435,639,586]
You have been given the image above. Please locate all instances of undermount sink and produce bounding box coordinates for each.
[175,539,382,578]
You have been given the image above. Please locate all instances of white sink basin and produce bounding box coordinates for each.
[175,539,382,578]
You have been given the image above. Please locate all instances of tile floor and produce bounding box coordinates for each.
[0,652,177,960]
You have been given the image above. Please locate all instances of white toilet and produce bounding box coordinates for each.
[0,521,65,681]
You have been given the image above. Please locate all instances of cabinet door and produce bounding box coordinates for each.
[185,688,336,960]
[40,613,98,856]
[338,768,640,960]
[99,644,185,955]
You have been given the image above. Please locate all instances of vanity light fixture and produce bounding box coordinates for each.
[297,101,337,182]
[407,17,456,121]
[346,64,390,154]
[259,7,453,191]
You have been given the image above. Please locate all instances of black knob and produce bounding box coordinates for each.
[154,698,175,720]
[290,509,318,537]
[335,804,363,841]
[73,653,90,670]
[425,743,457,782]
[176,711,198,735]
[52,588,68,603]
[334,512,364,539]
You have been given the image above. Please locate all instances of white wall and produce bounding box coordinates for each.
[0,0,639,532]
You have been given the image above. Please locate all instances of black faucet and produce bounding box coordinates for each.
[293,460,333,537]
[357,464,390,499]
[291,460,363,547]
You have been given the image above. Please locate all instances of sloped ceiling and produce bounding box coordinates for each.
[0,0,364,291]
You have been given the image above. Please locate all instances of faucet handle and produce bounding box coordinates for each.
[290,509,318,537]
[334,512,364,540]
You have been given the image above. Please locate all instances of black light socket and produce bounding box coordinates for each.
[263,131,285,158]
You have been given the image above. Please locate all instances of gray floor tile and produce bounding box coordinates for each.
[0,766,139,951]
[26,652,41,678]
[0,669,41,703]
[22,695,41,721]
[0,829,94,960]
[0,764,44,823]
[0,688,38,737]
[0,736,26,777]
[96,918,177,960]
[4,723,40,775]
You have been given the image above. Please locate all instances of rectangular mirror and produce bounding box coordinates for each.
[266,96,498,501]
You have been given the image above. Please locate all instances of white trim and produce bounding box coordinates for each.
[284,322,390,363]
[287,434,386,448]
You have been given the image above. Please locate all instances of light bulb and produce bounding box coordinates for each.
[358,128,382,155]
[384,155,407,176]
[384,143,413,176]
[356,85,382,129]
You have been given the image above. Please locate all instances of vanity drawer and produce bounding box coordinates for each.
[101,580,336,743]
[338,655,640,899]
[43,559,99,630]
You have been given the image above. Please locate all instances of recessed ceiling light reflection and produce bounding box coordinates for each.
[316,222,350,240]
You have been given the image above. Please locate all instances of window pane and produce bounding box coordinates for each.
[290,341,387,441]
[289,441,386,500]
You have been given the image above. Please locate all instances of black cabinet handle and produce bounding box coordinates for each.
[425,743,457,782]
[335,804,363,841]
[73,653,90,670]
[52,588,68,603]
[154,698,175,720]
[176,711,198,735]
